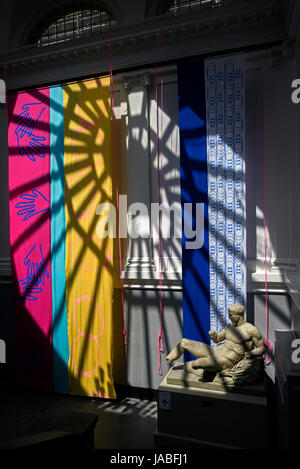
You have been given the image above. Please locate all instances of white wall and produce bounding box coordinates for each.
[246,52,299,282]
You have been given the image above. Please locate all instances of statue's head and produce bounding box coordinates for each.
[228,304,245,325]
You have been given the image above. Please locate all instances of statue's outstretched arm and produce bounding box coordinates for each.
[209,328,226,343]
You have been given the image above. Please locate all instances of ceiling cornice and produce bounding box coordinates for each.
[0,0,287,89]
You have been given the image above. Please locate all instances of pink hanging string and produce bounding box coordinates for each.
[155,20,165,375]
[156,76,164,375]
[262,53,272,366]
[109,30,128,364]
[255,0,272,365]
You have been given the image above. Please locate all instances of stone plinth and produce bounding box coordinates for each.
[155,363,269,449]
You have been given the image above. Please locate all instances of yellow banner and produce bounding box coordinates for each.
[64,77,116,398]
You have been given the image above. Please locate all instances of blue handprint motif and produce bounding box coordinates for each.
[15,102,47,162]
[15,189,50,221]
[18,243,49,302]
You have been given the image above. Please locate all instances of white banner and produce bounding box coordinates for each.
[205,55,246,335]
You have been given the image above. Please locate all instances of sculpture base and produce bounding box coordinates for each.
[155,363,268,449]
[166,362,266,396]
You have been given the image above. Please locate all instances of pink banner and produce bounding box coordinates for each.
[8,88,53,390]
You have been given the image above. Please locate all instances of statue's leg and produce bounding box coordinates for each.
[166,338,211,364]
[193,348,230,372]
[192,357,220,372]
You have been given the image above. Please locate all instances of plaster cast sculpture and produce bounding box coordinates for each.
[166,304,265,387]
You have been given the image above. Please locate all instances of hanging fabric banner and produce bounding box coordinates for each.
[8,76,116,399]
[178,55,246,353]
[50,85,69,394]
[8,88,53,390]
[64,77,116,399]
[178,60,211,358]
[205,55,246,334]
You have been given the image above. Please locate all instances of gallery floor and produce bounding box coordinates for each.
[0,374,157,449]
[0,368,280,449]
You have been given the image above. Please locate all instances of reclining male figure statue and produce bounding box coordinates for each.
[166,304,265,374]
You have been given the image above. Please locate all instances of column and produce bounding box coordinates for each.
[122,72,155,279]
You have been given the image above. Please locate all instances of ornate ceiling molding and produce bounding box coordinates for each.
[0,0,287,81]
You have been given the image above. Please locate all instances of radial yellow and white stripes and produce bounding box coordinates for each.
[64,77,116,398]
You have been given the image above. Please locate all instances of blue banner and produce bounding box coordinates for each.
[178,60,211,360]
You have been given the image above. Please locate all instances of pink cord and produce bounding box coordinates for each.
[256,1,272,365]
[109,31,128,362]
[155,22,165,375]
[157,78,164,375]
